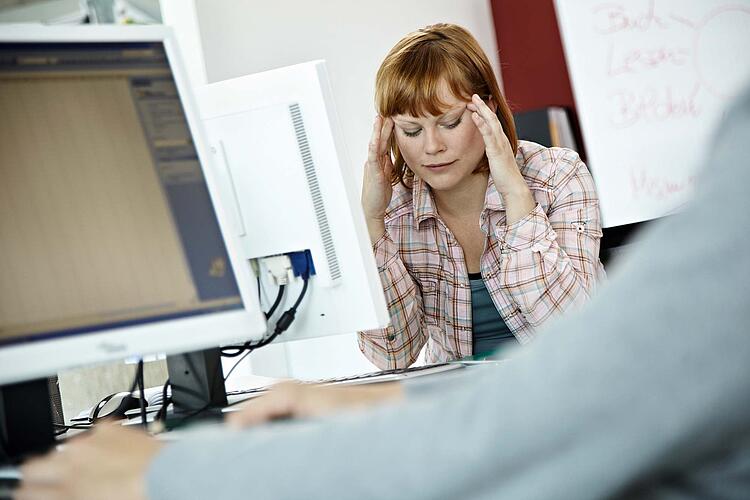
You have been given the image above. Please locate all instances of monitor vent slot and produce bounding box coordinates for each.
[289,103,342,282]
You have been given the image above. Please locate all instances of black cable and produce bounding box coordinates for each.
[54,423,93,432]
[136,359,147,428]
[53,420,94,437]
[259,277,308,348]
[220,346,249,357]
[154,378,171,424]
[292,277,308,309]
[245,277,308,351]
[265,284,285,319]
[127,360,141,394]
[221,285,286,357]
[223,277,309,374]
[223,348,253,382]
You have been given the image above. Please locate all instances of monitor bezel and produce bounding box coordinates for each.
[0,24,267,385]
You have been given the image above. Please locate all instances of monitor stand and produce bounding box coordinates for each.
[0,349,229,461]
[165,347,228,425]
[0,379,55,465]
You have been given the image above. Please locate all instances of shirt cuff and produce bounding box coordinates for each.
[500,203,557,252]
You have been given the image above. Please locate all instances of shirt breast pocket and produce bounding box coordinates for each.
[414,272,441,319]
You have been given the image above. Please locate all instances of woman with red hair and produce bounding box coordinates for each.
[358,23,606,369]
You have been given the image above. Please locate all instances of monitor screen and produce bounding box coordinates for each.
[0,41,242,346]
[0,26,266,385]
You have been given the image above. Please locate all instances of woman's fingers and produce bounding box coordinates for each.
[378,117,394,156]
[470,93,494,118]
[469,94,512,159]
[468,95,500,134]
[367,115,383,167]
[362,115,394,222]
[367,115,394,175]
[470,108,492,136]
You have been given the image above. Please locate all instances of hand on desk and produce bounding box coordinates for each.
[16,423,163,500]
[227,381,403,428]
[14,382,402,498]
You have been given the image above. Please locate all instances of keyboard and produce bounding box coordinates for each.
[226,362,464,398]
[313,362,463,385]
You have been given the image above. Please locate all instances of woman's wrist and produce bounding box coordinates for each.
[490,163,526,195]
[499,181,536,226]
[366,217,386,245]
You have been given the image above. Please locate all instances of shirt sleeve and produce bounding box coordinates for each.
[497,149,606,328]
[357,232,427,370]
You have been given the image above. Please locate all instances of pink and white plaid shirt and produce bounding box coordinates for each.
[358,141,606,369]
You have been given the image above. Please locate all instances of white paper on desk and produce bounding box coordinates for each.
[555,0,750,227]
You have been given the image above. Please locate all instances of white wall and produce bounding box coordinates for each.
[163,0,500,186]
[161,0,500,379]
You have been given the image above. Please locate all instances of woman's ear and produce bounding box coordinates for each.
[487,96,499,113]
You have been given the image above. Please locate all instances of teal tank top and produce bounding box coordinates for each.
[469,272,518,355]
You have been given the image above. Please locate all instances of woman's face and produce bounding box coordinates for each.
[392,84,487,194]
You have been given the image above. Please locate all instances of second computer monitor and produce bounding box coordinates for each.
[197,61,389,342]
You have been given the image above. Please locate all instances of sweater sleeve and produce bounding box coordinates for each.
[143,82,750,500]
[147,152,750,499]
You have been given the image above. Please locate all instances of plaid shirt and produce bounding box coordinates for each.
[358,141,606,369]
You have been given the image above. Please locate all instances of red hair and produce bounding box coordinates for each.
[375,23,517,187]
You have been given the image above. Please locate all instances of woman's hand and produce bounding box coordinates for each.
[467,94,535,225]
[361,115,395,244]
[226,381,403,428]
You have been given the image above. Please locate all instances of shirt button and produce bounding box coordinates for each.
[386,333,396,342]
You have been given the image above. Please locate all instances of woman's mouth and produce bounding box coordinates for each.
[423,160,456,171]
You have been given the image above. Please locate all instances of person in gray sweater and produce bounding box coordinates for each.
[16,86,750,499]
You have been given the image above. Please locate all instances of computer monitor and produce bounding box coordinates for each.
[196,61,390,345]
[0,24,267,387]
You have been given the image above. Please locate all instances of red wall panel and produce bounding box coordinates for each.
[490,0,575,111]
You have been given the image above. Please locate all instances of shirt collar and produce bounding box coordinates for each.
[412,174,505,225]
[413,175,439,224]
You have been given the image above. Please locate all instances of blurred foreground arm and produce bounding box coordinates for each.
[18,87,750,500]
[226,381,404,428]
[147,87,750,499]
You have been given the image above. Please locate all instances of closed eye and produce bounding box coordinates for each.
[443,117,462,129]
[400,117,461,138]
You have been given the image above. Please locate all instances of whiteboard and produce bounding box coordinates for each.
[555,0,750,227]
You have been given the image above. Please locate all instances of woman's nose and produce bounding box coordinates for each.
[423,128,446,155]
